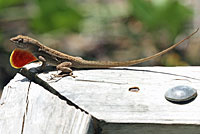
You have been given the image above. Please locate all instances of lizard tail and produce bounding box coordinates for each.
[77,28,199,68]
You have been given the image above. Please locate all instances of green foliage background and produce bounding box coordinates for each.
[129,0,192,37]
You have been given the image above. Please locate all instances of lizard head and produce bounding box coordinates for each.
[10,35,39,50]
[9,35,38,68]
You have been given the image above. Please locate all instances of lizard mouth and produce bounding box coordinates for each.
[10,37,27,49]
[10,37,20,43]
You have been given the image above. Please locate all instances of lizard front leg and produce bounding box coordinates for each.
[38,56,47,70]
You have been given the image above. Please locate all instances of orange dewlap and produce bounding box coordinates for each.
[10,48,37,68]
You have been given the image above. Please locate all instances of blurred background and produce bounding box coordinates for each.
[0,0,200,97]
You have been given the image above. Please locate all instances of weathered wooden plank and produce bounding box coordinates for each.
[1,63,200,134]
[43,66,200,124]
[101,124,200,134]
[0,71,93,134]
[0,74,29,134]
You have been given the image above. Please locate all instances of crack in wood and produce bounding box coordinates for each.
[21,81,31,134]
[172,79,192,82]
[21,113,25,134]
[75,79,127,85]
[110,68,200,81]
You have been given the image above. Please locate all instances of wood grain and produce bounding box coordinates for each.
[1,63,200,133]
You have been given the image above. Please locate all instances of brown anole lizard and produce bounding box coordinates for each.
[10,28,198,76]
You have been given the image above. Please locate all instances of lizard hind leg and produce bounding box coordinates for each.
[54,62,76,78]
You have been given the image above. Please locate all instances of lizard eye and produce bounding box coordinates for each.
[18,38,23,43]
